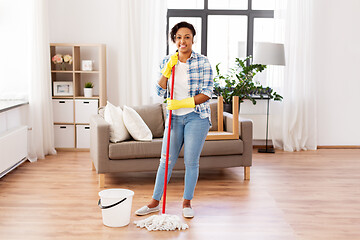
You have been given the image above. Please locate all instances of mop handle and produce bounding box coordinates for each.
[162,65,175,214]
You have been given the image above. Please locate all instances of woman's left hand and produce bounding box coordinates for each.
[166,97,195,110]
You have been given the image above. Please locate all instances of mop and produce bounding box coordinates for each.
[134,66,189,231]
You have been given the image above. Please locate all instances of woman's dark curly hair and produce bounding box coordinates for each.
[170,21,196,43]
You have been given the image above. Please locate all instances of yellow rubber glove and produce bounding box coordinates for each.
[161,52,178,78]
[166,97,195,110]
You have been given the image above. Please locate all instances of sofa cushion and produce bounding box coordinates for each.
[179,139,243,157]
[132,103,164,138]
[103,101,131,143]
[123,105,153,141]
[109,138,243,160]
[100,103,164,139]
[109,138,163,160]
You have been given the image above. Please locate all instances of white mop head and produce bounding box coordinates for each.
[134,214,189,231]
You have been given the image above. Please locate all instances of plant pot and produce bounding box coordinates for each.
[223,103,232,113]
[223,101,241,114]
[84,88,93,98]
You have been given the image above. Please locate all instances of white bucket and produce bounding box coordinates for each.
[98,189,134,227]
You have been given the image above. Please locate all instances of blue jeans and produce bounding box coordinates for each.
[152,111,210,201]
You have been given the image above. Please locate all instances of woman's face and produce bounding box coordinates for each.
[175,27,193,54]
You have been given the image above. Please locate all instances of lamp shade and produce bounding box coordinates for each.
[253,42,285,66]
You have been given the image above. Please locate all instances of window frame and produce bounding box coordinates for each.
[167,0,274,57]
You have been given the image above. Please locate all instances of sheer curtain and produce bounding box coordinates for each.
[27,0,56,161]
[117,0,167,106]
[271,0,317,151]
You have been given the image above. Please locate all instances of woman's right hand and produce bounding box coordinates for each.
[161,52,178,79]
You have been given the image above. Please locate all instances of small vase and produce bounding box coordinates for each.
[61,62,66,71]
[84,88,93,98]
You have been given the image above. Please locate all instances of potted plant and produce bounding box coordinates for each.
[84,82,94,97]
[213,56,283,113]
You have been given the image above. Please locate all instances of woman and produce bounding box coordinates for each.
[135,21,213,218]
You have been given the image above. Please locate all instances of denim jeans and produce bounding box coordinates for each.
[152,111,210,201]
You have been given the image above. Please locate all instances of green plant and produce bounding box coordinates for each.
[213,56,283,105]
[84,82,94,88]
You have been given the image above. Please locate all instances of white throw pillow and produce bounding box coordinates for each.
[123,105,153,141]
[104,101,131,143]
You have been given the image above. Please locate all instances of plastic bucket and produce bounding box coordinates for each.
[98,189,134,227]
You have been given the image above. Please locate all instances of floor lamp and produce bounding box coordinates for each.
[253,42,285,153]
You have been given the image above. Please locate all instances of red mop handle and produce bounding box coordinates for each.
[162,65,175,214]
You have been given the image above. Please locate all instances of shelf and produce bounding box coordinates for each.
[51,43,104,47]
[206,131,239,140]
[74,71,99,74]
[52,96,73,99]
[51,70,73,73]
[75,96,99,99]
[52,96,99,99]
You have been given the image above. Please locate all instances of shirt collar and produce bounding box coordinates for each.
[190,51,197,59]
[172,50,197,62]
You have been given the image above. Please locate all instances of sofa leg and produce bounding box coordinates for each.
[92,162,95,171]
[244,167,250,180]
[99,174,105,188]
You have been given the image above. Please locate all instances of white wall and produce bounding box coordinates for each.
[313,0,360,146]
[48,0,360,146]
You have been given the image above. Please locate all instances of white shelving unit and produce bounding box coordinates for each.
[50,43,106,150]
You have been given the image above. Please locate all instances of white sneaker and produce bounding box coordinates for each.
[135,205,160,216]
[182,207,194,218]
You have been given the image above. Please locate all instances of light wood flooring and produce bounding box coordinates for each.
[0,149,359,240]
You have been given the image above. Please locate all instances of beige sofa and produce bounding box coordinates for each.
[90,101,252,188]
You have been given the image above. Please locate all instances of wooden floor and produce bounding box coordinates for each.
[1,149,359,240]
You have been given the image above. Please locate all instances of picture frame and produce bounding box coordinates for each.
[53,81,73,96]
[81,60,93,71]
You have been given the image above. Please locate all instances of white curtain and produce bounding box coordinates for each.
[27,0,56,161]
[271,0,317,151]
[117,0,167,106]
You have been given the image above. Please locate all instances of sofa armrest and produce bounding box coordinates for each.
[90,114,110,173]
[223,112,253,166]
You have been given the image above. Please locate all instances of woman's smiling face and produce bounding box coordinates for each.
[175,27,193,54]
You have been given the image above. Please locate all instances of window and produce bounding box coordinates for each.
[0,0,31,100]
[208,0,248,10]
[167,0,274,71]
[252,0,275,10]
[207,15,247,73]
[167,0,204,9]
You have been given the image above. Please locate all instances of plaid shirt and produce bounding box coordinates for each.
[156,51,214,122]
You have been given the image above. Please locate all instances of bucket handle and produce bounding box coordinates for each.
[98,197,127,210]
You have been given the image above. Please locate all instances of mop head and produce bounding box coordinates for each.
[134,214,189,231]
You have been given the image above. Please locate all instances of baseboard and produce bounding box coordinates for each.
[253,145,274,149]
[317,145,360,149]
[252,145,360,149]
[55,148,90,152]
[253,139,272,146]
